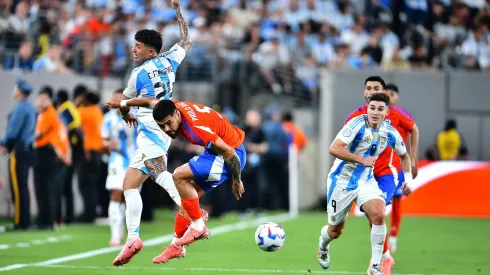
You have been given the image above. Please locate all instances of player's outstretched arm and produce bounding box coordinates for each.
[329,139,375,167]
[409,124,420,178]
[106,97,159,109]
[171,0,192,52]
[399,152,413,195]
[212,137,244,200]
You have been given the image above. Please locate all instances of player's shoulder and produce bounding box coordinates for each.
[160,44,184,57]
[344,104,367,123]
[345,114,367,129]
[381,121,398,134]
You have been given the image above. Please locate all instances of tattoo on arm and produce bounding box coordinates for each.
[173,2,192,51]
[144,156,167,181]
[225,154,241,184]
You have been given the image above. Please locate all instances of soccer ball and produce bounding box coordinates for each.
[254,222,286,252]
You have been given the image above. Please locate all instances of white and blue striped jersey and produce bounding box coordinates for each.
[123,43,186,120]
[328,115,407,190]
[102,109,138,171]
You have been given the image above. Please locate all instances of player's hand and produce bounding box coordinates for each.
[232,181,245,200]
[122,113,138,128]
[411,163,418,178]
[171,0,181,9]
[360,156,376,167]
[401,182,412,196]
[105,97,122,109]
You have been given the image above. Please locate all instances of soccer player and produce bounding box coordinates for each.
[102,89,138,246]
[317,93,413,275]
[384,83,415,254]
[344,77,419,275]
[106,97,246,264]
[108,0,208,266]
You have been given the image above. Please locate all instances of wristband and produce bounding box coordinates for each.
[120,100,128,108]
[404,172,413,183]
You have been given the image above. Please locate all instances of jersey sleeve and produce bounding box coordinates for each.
[388,128,407,156]
[191,124,219,148]
[344,109,364,125]
[123,68,139,98]
[336,116,365,145]
[394,109,415,132]
[159,44,186,72]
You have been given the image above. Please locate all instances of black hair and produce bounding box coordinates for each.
[364,76,386,89]
[282,111,293,122]
[385,83,399,93]
[444,119,457,131]
[39,85,54,98]
[153,100,177,121]
[368,92,390,106]
[73,84,88,99]
[135,29,163,54]
[85,92,100,105]
[57,89,69,103]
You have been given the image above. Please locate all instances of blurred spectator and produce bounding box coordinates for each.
[0,79,36,231]
[282,111,308,153]
[437,119,467,160]
[33,44,72,74]
[3,40,33,71]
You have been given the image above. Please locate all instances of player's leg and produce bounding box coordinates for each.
[358,181,387,275]
[144,155,181,206]
[389,171,405,254]
[318,179,357,269]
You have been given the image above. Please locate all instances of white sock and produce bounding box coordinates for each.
[108,201,123,242]
[156,171,182,207]
[371,224,387,266]
[171,236,179,245]
[319,225,333,250]
[191,217,205,231]
[382,250,391,260]
[124,189,143,242]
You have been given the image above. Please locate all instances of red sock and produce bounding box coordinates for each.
[181,198,201,220]
[390,197,402,237]
[174,213,190,238]
[383,235,389,254]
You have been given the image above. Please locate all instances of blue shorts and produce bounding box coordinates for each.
[376,171,405,205]
[189,144,247,193]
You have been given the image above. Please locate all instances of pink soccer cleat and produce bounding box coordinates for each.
[200,209,209,222]
[175,225,210,246]
[152,244,186,264]
[381,256,395,275]
[112,237,143,266]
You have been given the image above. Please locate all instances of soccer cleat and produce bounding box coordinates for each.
[112,237,143,266]
[152,244,186,264]
[109,240,120,247]
[381,256,395,275]
[175,225,210,246]
[388,236,397,253]
[367,265,385,275]
[317,238,330,270]
[200,209,209,222]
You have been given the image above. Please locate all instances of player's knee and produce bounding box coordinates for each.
[329,227,343,239]
[370,211,385,225]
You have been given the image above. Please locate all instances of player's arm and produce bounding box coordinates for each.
[211,137,244,200]
[171,0,192,52]
[329,139,374,167]
[408,124,419,177]
[392,130,413,195]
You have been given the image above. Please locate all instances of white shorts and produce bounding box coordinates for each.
[106,165,126,191]
[326,177,385,225]
[129,117,172,175]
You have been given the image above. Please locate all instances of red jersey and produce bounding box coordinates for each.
[344,104,415,177]
[176,101,245,148]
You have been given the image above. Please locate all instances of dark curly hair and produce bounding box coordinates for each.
[135,29,163,54]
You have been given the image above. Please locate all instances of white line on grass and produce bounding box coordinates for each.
[0,213,294,272]
[34,264,468,275]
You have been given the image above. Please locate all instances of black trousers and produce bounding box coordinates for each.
[238,164,264,212]
[8,146,33,229]
[78,150,101,222]
[54,161,68,224]
[61,148,83,223]
[263,154,289,210]
[34,146,57,228]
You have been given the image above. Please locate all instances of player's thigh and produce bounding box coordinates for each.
[144,155,168,180]
[376,173,398,205]
[393,171,405,198]
[172,163,205,194]
[123,167,148,190]
[357,180,385,224]
[327,180,357,226]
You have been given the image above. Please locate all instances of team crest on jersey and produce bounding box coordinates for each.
[380,136,387,146]
[384,119,392,125]
[342,128,352,137]
[140,88,148,95]
[363,135,371,142]
[141,153,147,160]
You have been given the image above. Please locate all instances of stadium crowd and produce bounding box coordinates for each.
[2,0,490,95]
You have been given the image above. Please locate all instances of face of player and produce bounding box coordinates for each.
[363,81,384,102]
[132,40,156,63]
[367,100,388,129]
[156,111,181,139]
[385,89,399,106]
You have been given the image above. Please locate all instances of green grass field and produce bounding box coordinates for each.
[0,210,488,275]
